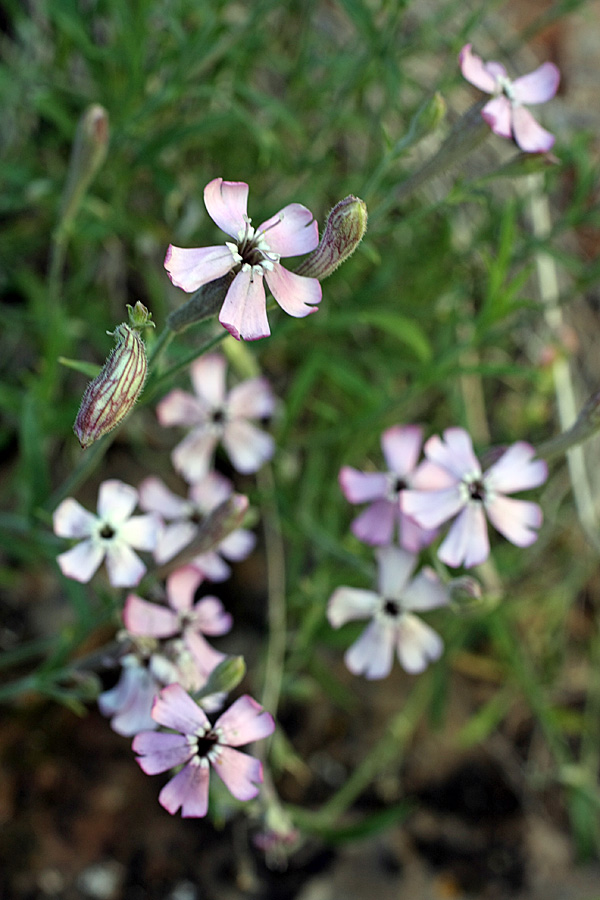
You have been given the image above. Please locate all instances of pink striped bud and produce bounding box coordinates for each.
[74,324,148,449]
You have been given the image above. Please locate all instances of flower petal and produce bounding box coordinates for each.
[190,353,228,410]
[401,567,449,612]
[485,495,542,547]
[222,419,274,473]
[104,542,147,587]
[204,178,249,238]
[403,485,465,530]
[377,545,417,599]
[381,425,423,477]
[227,377,275,420]
[138,476,190,520]
[164,244,235,292]
[190,551,231,583]
[424,429,481,480]
[156,389,207,428]
[218,528,256,561]
[265,264,321,318]
[159,758,210,817]
[350,499,396,545]
[257,203,319,257]
[219,268,270,341]
[511,105,555,153]
[512,62,560,105]
[212,746,263,801]
[345,620,395,680]
[438,505,490,568]
[185,631,226,678]
[397,512,438,553]
[327,587,379,627]
[339,467,388,503]
[172,430,219,483]
[192,596,233,636]
[166,566,204,612]
[485,442,547,493]
[56,540,105,583]
[459,44,500,94]
[189,471,233,512]
[97,479,138,523]
[154,522,198,565]
[120,514,162,551]
[481,95,513,140]
[396,614,443,674]
[151,683,210,734]
[216,694,275,746]
[123,594,179,637]
[133,731,195,774]
[53,498,96,538]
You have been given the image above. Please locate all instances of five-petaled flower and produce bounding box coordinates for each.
[138,472,255,579]
[165,177,322,341]
[403,428,547,568]
[133,683,275,817]
[53,479,162,587]
[339,425,451,552]
[459,43,560,153]
[156,353,275,481]
[328,546,449,679]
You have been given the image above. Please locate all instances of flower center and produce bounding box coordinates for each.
[466,477,487,503]
[496,74,516,103]
[98,522,116,540]
[195,731,220,760]
[382,598,401,619]
[387,473,408,500]
[227,215,281,277]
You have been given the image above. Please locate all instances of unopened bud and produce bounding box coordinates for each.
[58,104,109,237]
[448,576,484,613]
[74,323,148,449]
[296,196,367,279]
[167,273,235,333]
[127,301,155,331]
[194,655,246,700]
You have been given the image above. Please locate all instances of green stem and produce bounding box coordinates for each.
[258,464,287,720]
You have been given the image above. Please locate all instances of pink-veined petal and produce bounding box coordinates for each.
[56,540,104,583]
[401,567,449,612]
[190,354,228,410]
[222,419,274,473]
[151,683,210,734]
[264,264,321,318]
[327,587,379,628]
[138,477,189,520]
[511,105,555,153]
[123,594,179,637]
[438,505,490,569]
[381,425,423,477]
[104,542,147,587]
[156,389,207,428]
[424,429,481,480]
[481,95,513,140]
[172,430,219,483]
[164,244,234,293]
[376,545,417,599]
[204,178,249,238]
[154,522,198,565]
[166,566,204,612]
[345,620,395,680]
[191,596,233,636]
[403,485,465,530]
[485,495,543,547]
[218,528,256,562]
[339,467,388,503]
[219,268,270,341]
[216,695,275,746]
[212,746,264,801]
[512,62,560,105]
[53,498,96,538]
[159,758,210,817]
[227,377,275,420]
[459,44,500,94]
[396,614,443,674]
[120,514,162,551]
[257,203,319,257]
[484,442,547,493]
[133,731,195,774]
[97,479,138,523]
[351,499,396,545]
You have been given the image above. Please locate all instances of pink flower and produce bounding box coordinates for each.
[138,472,255,578]
[165,177,322,341]
[156,353,275,481]
[53,480,162,587]
[327,546,449,679]
[403,428,548,568]
[124,566,232,678]
[459,43,560,153]
[339,425,452,552]
[133,684,275,817]
[98,654,160,736]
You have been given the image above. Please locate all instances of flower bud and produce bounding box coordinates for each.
[295,196,368,279]
[74,324,148,449]
[58,104,109,237]
[194,655,246,700]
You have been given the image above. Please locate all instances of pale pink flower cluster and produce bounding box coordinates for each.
[332,424,547,680]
